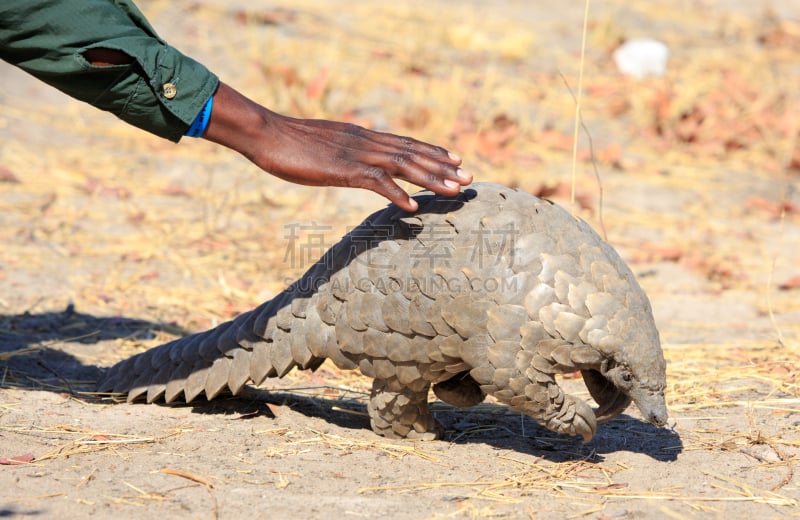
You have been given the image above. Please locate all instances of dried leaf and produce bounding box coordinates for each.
[0,166,20,183]
[306,67,331,100]
[161,468,214,488]
[0,453,35,465]
[779,275,800,291]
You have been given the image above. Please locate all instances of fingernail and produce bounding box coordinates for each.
[448,151,461,162]
[444,179,459,189]
[456,168,472,181]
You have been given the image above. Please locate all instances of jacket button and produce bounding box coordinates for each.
[162,83,177,99]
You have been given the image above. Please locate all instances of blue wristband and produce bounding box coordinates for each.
[184,96,214,138]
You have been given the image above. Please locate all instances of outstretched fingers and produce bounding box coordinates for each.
[335,125,470,210]
[362,125,461,166]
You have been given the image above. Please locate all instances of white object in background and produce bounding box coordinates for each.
[613,39,669,79]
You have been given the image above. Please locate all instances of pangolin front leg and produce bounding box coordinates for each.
[520,359,597,442]
[368,378,443,440]
[497,346,598,442]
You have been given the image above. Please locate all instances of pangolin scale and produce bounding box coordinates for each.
[98,183,668,442]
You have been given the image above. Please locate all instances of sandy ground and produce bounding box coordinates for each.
[1,1,799,518]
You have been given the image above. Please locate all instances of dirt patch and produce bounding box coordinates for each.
[1,1,798,518]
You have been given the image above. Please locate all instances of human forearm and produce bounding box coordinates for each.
[0,0,218,142]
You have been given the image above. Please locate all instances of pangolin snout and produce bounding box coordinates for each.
[635,394,668,427]
[644,407,668,427]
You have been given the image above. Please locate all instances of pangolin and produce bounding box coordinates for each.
[98,182,668,442]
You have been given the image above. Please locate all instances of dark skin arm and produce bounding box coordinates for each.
[203,82,469,211]
[85,49,471,211]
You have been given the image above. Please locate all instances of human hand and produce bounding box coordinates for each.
[204,82,471,211]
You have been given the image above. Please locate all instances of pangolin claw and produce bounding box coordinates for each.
[572,410,598,443]
[544,394,598,443]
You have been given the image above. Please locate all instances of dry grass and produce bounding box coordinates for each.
[0,422,187,463]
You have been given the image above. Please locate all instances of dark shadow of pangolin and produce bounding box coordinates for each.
[98,183,668,443]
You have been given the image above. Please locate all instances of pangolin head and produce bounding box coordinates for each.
[580,248,668,429]
[586,313,668,428]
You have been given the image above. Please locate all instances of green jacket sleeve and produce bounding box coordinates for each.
[0,0,219,142]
